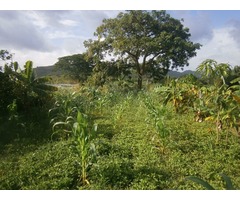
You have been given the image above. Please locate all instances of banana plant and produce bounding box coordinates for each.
[196,59,217,85]
[22,60,57,96]
[10,60,57,110]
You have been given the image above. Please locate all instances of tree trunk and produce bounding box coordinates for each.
[138,73,142,90]
[137,62,143,90]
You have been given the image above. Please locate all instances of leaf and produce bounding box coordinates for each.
[52,121,67,131]
[219,174,235,190]
[232,95,240,104]
[93,124,98,132]
[205,116,214,121]
[230,77,240,84]
[185,176,215,190]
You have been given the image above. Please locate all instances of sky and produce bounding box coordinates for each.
[1,1,240,71]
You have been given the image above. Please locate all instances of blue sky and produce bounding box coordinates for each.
[1,6,240,71]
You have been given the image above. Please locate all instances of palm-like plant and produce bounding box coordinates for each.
[22,61,57,96]
[197,59,232,86]
[196,59,217,84]
[18,61,57,108]
[215,63,232,85]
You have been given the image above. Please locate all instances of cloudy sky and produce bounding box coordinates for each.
[1,6,240,71]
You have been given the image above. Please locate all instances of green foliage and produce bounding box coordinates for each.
[49,90,98,186]
[0,49,12,62]
[0,50,58,144]
[85,10,201,89]
[2,14,240,190]
[0,140,79,189]
[144,96,171,152]
[197,59,232,86]
[72,110,97,185]
[1,70,240,190]
[0,57,57,115]
[186,174,235,190]
[157,79,198,113]
[111,93,132,129]
[54,53,92,82]
[85,59,132,88]
[7,99,18,121]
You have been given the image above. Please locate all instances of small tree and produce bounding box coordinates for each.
[84,10,201,89]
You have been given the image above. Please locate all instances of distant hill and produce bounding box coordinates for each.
[33,65,60,77]
[34,65,197,78]
[167,69,198,78]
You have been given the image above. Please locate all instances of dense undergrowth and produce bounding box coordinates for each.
[1,82,240,190]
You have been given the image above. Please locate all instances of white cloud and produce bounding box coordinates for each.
[170,11,213,43]
[11,49,70,68]
[229,19,240,49]
[59,19,79,26]
[188,26,240,70]
[47,31,77,39]
[0,11,53,51]
[0,10,120,67]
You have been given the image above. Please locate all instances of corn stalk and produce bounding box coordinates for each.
[72,110,97,185]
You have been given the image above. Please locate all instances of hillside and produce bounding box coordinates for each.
[167,69,197,77]
[33,65,60,77]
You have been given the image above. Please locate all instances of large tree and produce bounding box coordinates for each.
[54,53,92,82]
[84,10,201,89]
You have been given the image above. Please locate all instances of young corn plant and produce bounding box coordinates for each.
[49,92,78,139]
[50,95,98,186]
[144,96,170,153]
[112,93,132,129]
[72,110,97,186]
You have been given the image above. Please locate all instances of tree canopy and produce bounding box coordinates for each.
[54,53,92,82]
[84,10,201,89]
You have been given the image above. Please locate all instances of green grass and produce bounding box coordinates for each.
[1,87,240,190]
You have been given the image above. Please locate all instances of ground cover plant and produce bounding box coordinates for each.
[1,81,240,189]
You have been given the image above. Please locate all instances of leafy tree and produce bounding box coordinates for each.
[86,59,132,87]
[0,50,12,62]
[84,10,201,89]
[0,50,15,112]
[54,53,92,83]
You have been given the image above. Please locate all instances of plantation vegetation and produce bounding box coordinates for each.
[1,11,240,190]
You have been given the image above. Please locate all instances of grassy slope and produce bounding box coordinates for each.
[1,88,240,189]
